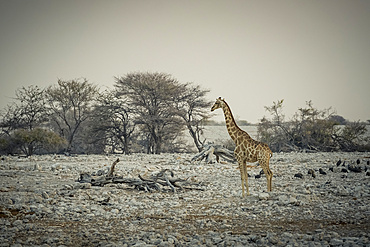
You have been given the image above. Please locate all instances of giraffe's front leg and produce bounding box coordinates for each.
[239,162,245,197]
[243,162,250,196]
[268,169,273,192]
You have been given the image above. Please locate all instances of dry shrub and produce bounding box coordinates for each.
[258,100,369,152]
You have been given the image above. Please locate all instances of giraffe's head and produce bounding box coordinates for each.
[211,97,225,111]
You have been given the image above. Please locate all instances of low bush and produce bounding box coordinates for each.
[0,128,66,156]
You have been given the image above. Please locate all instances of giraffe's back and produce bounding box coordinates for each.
[234,133,272,163]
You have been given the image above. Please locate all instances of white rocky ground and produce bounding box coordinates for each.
[0,152,369,247]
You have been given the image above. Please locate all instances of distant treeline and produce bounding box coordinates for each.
[0,72,212,155]
[1,73,369,156]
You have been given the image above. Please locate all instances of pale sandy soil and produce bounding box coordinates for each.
[0,151,369,246]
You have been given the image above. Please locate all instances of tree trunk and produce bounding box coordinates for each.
[191,144,235,163]
[187,124,202,152]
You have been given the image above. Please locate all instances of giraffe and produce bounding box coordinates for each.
[211,97,273,197]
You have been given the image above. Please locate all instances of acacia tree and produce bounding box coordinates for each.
[175,83,212,152]
[115,72,185,154]
[91,90,135,154]
[46,79,99,153]
[0,85,48,132]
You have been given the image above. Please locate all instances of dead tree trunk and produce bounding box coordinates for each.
[77,160,204,192]
[191,144,235,164]
[107,158,120,177]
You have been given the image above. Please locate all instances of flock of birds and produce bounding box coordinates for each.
[293,158,370,179]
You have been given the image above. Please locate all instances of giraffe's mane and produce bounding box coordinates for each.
[223,100,243,132]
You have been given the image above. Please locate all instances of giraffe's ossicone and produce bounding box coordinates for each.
[211,97,273,197]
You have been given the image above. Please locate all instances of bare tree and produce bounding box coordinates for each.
[332,121,369,151]
[175,83,212,152]
[291,100,336,151]
[0,85,48,132]
[258,99,294,151]
[46,79,99,153]
[115,72,184,154]
[91,90,135,154]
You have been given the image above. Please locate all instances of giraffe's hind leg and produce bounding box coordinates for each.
[261,160,273,192]
[243,162,250,196]
[238,162,246,197]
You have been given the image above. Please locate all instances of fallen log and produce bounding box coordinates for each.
[77,159,204,192]
[191,144,235,164]
[191,144,262,169]
[78,158,119,185]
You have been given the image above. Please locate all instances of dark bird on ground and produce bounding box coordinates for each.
[336,160,342,166]
[348,164,362,173]
[308,169,316,178]
[294,173,303,179]
[319,168,327,175]
[356,159,360,165]
[98,197,111,206]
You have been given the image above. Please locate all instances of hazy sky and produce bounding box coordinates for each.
[0,0,369,123]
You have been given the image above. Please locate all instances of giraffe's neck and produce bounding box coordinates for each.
[222,102,251,141]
